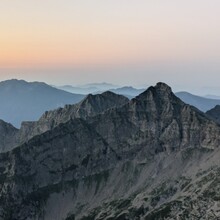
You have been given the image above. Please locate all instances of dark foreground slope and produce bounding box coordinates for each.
[0,83,220,219]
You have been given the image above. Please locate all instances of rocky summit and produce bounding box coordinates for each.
[0,91,129,153]
[1,83,220,219]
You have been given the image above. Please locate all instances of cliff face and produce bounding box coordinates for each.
[206,105,220,124]
[0,120,18,152]
[0,83,220,220]
[0,91,129,152]
[90,83,220,156]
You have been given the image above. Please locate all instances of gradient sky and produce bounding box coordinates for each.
[0,0,220,94]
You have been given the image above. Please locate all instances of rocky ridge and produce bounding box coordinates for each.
[0,120,18,152]
[0,91,129,152]
[206,105,220,124]
[0,83,220,219]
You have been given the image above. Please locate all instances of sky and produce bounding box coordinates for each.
[0,0,220,94]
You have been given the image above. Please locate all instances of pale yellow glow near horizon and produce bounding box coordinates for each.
[0,0,220,68]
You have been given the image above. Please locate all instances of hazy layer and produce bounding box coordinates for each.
[0,0,220,94]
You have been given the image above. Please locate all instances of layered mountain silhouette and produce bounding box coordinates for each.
[176,91,220,112]
[58,84,145,98]
[107,86,145,98]
[57,82,118,95]
[0,79,85,127]
[0,83,220,219]
[59,84,220,109]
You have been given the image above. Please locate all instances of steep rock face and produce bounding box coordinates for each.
[17,91,129,143]
[206,105,220,124]
[90,83,219,157]
[36,91,129,127]
[0,119,120,219]
[0,83,220,219]
[1,91,129,152]
[0,120,18,152]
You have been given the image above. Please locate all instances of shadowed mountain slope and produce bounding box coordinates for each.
[206,105,220,124]
[18,91,129,144]
[0,91,129,152]
[0,83,220,219]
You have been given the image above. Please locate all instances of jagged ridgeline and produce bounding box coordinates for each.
[0,91,129,152]
[1,83,220,219]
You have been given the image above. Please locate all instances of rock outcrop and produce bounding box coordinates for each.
[206,105,220,124]
[0,91,129,152]
[0,120,18,152]
[0,83,220,219]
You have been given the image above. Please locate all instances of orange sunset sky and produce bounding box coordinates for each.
[0,0,220,93]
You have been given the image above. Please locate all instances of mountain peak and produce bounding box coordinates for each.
[136,82,173,101]
[12,91,129,148]
[2,82,220,219]
[155,82,172,92]
[101,90,127,99]
[0,79,28,86]
[101,90,117,96]
[80,91,128,105]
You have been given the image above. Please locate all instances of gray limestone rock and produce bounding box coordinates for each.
[0,91,129,152]
[206,105,220,124]
[0,83,220,219]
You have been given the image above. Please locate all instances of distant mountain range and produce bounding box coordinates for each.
[0,79,85,127]
[205,94,220,99]
[57,82,119,95]
[106,86,145,98]
[175,91,220,112]
[0,80,143,128]
[2,79,220,129]
[57,83,145,98]
[59,83,220,112]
